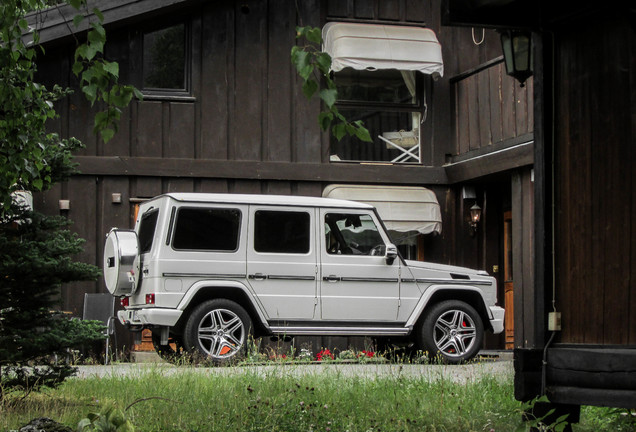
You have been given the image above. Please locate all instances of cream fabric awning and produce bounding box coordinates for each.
[323,185,442,235]
[322,22,444,77]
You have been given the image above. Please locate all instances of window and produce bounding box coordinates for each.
[138,208,159,254]
[324,213,385,255]
[143,23,187,91]
[254,210,310,254]
[172,207,241,251]
[330,69,425,164]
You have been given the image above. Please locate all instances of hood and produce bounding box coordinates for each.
[404,259,490,277]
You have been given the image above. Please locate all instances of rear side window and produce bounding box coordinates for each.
[172,207,241,251]
[254,210,310,254]
[138,209,159,254]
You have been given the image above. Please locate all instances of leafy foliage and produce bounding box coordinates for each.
[0,1,83,211]
[291,26,371,142]
[0,0,140,212]
[78,404,134,432]
[69,1,143,143]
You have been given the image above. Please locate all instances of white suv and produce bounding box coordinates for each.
[104,193,504,363]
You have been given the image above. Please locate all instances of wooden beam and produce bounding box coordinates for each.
[444,139,533,184]
[74,156,449,185]
[26,0,201,46]
[548,387,636,410]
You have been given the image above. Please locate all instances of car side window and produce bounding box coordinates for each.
[254,210,310,254]
[172,207,241,251]
[324,213,386,256]
[138,208,159,254]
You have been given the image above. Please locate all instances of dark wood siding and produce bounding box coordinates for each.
[452,61,533,157]
[33,0,527,353]
[554,15,636,345]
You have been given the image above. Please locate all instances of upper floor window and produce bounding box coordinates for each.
[322,22,444,164]
[142,22,188,93]
[330,69,424,164]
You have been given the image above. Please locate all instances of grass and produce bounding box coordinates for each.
[1,363,634,431]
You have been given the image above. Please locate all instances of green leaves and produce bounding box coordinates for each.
[0,0,138,214]
[78,404,134,432]
[70,3,141,143]
[291,26,371,143]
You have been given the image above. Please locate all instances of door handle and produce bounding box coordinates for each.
[249,273,267,281]
[323,275,341,282]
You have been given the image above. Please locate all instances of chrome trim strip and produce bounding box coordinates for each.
[415,278,492,286]
[162,273,246,279]
[340,277,399,283]
[259,275,316,281]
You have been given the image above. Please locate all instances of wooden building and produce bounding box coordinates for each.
[31,0,533,355]
[445,0,636,415]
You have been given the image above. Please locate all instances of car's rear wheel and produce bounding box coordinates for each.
[183,299,252,364]
[419,300,483,364]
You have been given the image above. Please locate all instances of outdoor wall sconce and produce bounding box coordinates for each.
[469,203,482,236]
[499,29,533,87]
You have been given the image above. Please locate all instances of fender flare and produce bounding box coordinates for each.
[405,284,492,329]
[176,279,270,329]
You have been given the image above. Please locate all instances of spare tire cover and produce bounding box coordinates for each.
[103,229,140,296]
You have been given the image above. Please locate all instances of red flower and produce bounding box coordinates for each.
[316,349,334,361]
[361,350,375,358]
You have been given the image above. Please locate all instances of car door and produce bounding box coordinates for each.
[246,206,318,320]
[319,209,400,321]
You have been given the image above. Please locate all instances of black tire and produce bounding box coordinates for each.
[151,331,186,363]
[419,300,483,364]
[183,299,252,364]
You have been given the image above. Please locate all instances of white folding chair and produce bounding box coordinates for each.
[379,131,421,163]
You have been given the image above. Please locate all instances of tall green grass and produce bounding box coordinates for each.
[1,365,633,431]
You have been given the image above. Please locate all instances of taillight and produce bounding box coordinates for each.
[120,297,129,307]
[146,293,155,305]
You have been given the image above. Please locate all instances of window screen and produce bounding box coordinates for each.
[254,210,310,254]
[172,207,241,251]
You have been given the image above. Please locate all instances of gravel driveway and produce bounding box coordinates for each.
[74,358,513,383]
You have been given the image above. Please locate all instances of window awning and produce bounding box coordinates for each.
[322,22,444,77]
[322,185,442,235]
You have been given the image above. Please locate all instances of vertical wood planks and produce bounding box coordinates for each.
[136,101,163,157]
[166,103,195,159]
[233,0,266,161]
[200,2,232,160]
[554,17,635,345]
[452,62,533,156]
[266,1,295,162]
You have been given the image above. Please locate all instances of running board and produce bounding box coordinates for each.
[268,326,411,336]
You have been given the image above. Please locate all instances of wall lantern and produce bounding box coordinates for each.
[469,203,482,236]
[500,29,533,87]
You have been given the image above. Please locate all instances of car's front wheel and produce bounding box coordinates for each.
[183,299,252,364]
[419,300,483,364]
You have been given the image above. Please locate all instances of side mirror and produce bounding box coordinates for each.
[385,244,398,265]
